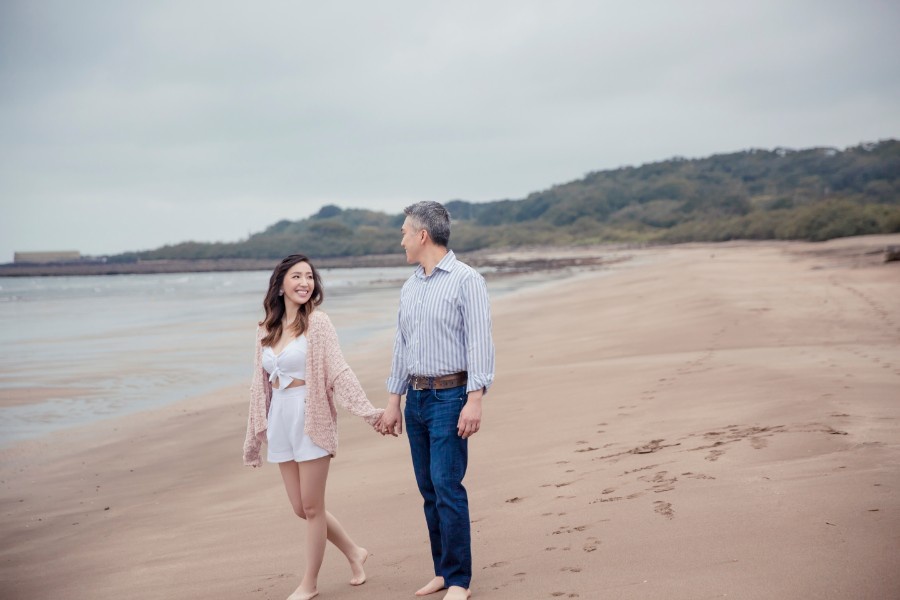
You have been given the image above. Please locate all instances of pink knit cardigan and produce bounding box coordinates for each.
[243,310,383,466]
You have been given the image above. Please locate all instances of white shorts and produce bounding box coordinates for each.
[266,385,330,463]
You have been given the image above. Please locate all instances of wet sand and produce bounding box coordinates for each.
[1,236,898,599]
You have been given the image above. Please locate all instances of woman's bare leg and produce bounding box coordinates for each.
[278,461,369,585]
[297,456,329,598]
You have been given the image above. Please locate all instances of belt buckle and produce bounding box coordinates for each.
[413,376,426,391]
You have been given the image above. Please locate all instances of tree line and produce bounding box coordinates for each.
[111,139,900,262]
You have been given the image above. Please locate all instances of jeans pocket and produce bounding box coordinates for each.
[433,387,466,404]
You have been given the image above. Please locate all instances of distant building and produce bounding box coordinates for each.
[14,251,81,264]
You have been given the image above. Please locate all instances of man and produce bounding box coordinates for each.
[380,201,495,600]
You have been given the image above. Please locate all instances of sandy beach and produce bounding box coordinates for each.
[2,236,898,600]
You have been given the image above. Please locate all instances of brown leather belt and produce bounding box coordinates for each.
[410,372,468,391]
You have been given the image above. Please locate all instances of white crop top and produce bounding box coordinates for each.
[261,335,307,390]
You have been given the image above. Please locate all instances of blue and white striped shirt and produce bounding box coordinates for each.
[387,250,495,395]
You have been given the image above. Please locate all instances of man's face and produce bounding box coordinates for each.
[400,216,424,264]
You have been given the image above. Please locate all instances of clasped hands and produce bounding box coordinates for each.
[373,397,403,436]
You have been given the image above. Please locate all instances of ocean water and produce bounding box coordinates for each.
[0,263,578,447]
[0,264,575,447]
[0,267,413,446]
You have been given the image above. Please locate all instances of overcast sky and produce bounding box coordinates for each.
[1,1,898,262]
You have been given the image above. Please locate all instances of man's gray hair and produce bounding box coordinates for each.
[404,201,451,247]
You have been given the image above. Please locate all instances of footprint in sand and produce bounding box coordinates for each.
[654,501,675,519]
[750,437,768,449]
[622,464,658,475]
[706,448,725,461]
[582,537,600,552]
[639,470,678,493]
[590,496,623,504]
[553,525,588,535]
[633,439,679,454]
[254,573,290,593]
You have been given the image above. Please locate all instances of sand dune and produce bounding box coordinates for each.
[2,236,898,599]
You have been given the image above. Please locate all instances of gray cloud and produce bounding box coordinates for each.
[1,0,899,260]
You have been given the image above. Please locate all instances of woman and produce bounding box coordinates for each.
[243,254,384,600]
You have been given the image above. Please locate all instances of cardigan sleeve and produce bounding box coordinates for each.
[243,328,270,467]
[320,314,384,426]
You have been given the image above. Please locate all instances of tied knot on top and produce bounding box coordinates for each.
[267,366,294,390]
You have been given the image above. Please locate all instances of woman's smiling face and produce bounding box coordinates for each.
[281,261,315,307]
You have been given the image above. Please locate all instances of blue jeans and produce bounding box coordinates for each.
[405,384,471,589]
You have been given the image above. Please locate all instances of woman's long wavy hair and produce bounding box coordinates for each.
[260,254,324,347]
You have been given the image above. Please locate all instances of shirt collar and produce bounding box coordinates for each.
[415,249,456,279]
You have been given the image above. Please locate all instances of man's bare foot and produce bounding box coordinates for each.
[349,547,369,586]
[415,576,445,596]
[286,585,318,600]
[442,586,471,600]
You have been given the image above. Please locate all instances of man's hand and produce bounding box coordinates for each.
[457,390,483,439]
[380,394,403,436]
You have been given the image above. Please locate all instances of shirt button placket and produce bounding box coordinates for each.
[415,281,425,365]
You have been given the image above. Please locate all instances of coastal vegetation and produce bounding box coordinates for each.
[113,140,900,262]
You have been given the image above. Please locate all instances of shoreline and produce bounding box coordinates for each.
[2,234,896,278]
[0,249,624,277]
[1,236,898,599]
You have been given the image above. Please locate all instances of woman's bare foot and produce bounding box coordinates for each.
[348,547,369,585]
[287,584,318,600]
[442,586,471,600]
[416,576,446,596]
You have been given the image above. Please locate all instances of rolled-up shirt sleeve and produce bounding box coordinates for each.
[460,273,495,393]
[386,309,411,394]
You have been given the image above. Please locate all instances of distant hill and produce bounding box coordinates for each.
[111,139,900,262]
